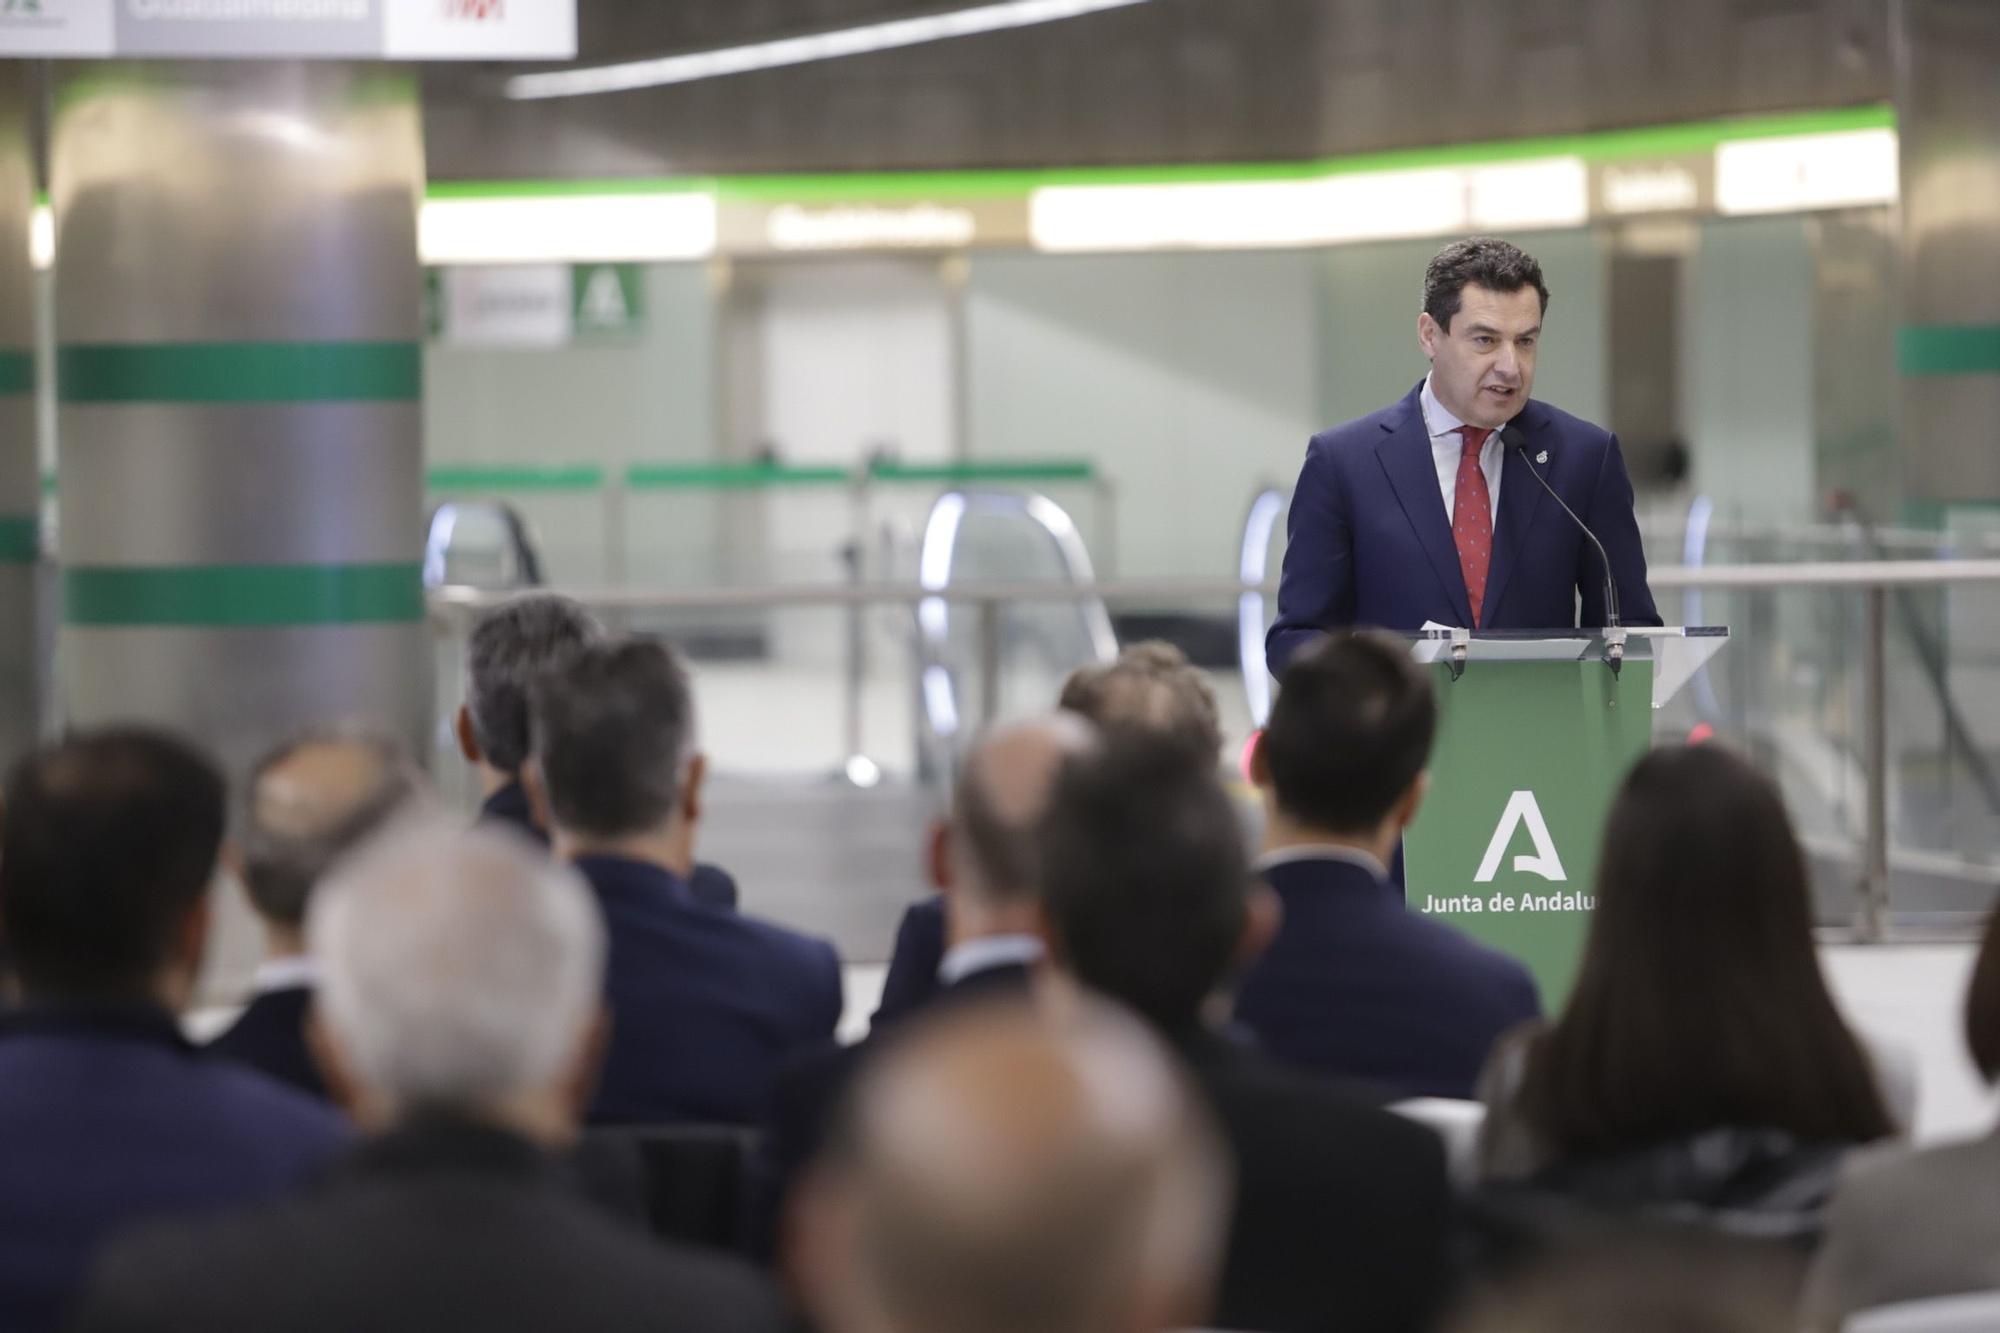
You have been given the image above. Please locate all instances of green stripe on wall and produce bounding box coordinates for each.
[868,459,1094,484]
[0,351,33,396]
[625,462,851,490]
[0,517,37,563]
[66,563,424,627]
[59,342,421,404]
[1899,325,2000,376]
[428,465,606,492]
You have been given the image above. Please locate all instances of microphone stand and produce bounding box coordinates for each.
[1501,426,1625,678]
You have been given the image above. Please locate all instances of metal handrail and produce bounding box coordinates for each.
[428,559,2000,617]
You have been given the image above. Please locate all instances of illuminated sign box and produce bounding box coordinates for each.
[0,0,576,59]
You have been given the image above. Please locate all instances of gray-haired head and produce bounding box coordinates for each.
[464,593,606,776]
[800,997,1231,1333]
[242,728,428,930]
[530,636,697,841]
[308,821,606,1115]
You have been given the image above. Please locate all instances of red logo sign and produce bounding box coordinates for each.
[445,0,504,19]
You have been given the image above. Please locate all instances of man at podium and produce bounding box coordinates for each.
[1267,237,1660,678]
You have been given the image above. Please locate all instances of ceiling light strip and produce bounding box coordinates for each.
[504,0,1155,101]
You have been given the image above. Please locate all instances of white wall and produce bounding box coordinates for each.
[1681,216,1818,521]
[965,250,1321,581]
[423,263,718,585]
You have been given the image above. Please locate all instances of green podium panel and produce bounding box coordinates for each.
[1404,657,1655,1010]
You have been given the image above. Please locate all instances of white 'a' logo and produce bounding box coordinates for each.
[1473,790,1568,883]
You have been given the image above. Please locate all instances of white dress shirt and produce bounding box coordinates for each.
[250,954,318,995]
[1251,844,1390,881]
[937,933,1044,986]
[1420,374,1503,526]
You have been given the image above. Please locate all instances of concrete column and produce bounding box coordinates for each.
[1893,0,2000,506]
[0,67,39,766]
[51,62,428,775]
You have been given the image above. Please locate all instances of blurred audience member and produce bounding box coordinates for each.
[0,729,345,1333]
[460,592,603,844]
[767,714,1095,1233]
[73,824,787,1333]
[1235,632,1540,1099]
[530,637,841,1124]
[209,728,424,1098]
[1042,732,1452,1332]
[874,640,1222,1028]
[1447,1229,1797,1333]
[1475,745,1894,1252]
[460,592,737,908]
[1803,901,2000,1324]
[791,999,1229,1333]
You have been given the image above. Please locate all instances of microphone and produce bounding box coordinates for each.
[1502,425,1625,676]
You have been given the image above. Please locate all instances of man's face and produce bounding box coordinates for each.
[1417,282,1543,430]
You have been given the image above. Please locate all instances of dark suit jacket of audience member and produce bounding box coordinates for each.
[871,895,947,1029]
[70,1116,790,1333]
[764,959,1032,1249]
[478,781,741,910]
[578,854,843,1126]
[1177,1027,1453,1333]
[207,986,324,1100]
[0,1004,347,1333]
[1235,854,1542,1101]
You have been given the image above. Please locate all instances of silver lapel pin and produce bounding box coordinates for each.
[1535,450,1549,465]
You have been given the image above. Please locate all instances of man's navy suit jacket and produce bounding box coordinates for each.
[207,985,325,1101]
[871,896,947,1030]
[0,1005,346,1333]
[1267,384,1661,676]
[1234,856,1543,1102]
[574,854,843,1127]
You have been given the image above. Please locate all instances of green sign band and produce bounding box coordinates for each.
[1899,325,2000,377]
[428,105,1893,204]
[59,342,421,404]
[66,563,424,627]
[0,517,37,563]
[421,459,1096,492]
[0,351,33,397]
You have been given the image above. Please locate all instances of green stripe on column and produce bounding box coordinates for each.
[66,563,424,627]
[59,342,421,403]
[0,517,37,563]
[0,350,32,396]
[1899,325,2000,376]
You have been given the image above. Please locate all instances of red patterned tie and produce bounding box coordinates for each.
[1453,426,1494,626]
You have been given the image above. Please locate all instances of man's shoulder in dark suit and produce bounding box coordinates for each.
[577,854,843,1125]
[1180,1032,1453,1333]
[70,1121,789,1333]
[871,896,947,1030]
[207,986,325,1101]
[1236,856,1542,1101]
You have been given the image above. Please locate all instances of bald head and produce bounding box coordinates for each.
[798,1000,1229,1333]
[243,730,426,930]
[950,713,1095,910]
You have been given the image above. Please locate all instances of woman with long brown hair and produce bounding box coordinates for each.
[1476,743,1895,1244]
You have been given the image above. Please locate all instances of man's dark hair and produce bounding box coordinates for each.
[1422,236,1550,332]
[0,728,226,1000]
[241,729,422,929]
[1040,732,1249,1032]
[465,593,604,775]
[1261,632,1437,835]
[1516,744,1893,1154]
[1059,641,1222,762]
[531,636,694,840]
